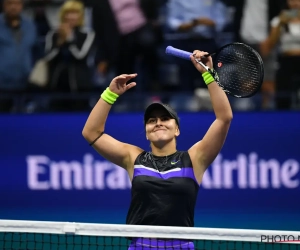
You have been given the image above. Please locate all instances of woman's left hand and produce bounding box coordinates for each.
[190,50,213,74]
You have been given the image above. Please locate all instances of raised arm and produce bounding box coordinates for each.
[82,74,143,176]
[188,51,233,181]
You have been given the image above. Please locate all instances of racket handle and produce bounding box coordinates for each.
[165,46,192,60]
[166,46,215,59]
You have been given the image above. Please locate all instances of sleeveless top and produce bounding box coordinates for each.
[126,151,199,227]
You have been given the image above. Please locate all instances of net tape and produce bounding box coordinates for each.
[0,220,299,242]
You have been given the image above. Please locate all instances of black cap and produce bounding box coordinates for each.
[144,103,180,128]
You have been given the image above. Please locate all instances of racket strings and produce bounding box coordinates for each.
[214,44,264,97]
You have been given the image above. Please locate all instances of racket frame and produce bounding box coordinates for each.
[166,42,264,98]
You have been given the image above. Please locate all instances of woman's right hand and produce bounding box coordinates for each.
[58,23,71,39]
[108,74,137,96]
[58,25,66,38]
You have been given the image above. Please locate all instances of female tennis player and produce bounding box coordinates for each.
[82,50,233,250]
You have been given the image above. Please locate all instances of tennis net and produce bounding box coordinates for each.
[0,219,299,250]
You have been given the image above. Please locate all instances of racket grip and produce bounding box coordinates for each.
[165,46,192,61]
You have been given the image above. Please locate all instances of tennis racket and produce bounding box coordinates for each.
[165,42,264,98]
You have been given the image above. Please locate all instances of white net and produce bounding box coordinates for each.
[0,219,299,249]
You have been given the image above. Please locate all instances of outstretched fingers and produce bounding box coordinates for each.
[114,73,137,81]
[125,81,137,91]
[124,74,137,90]
[120,73,138,80]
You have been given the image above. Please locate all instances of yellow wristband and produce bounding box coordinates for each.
[101,87,119,105]
[202,71,215,86]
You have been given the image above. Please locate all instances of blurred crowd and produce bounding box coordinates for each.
[0,0,300,113]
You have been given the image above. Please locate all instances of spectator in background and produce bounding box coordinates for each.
[230,0,284,110]
[165,0,227,92]
[0,0,37,111]
[44,0,95,111]
[264,0,300,110]
[86,0,162,92]
[45,0,94,92]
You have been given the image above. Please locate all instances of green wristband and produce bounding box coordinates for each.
[202,71,215,86]
[101,87,119,105]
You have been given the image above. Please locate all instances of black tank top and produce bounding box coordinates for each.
[126,151,199,227]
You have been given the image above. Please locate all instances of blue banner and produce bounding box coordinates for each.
[0,112,299,230]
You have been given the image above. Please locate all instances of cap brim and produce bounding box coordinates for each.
[144,103,177,124]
